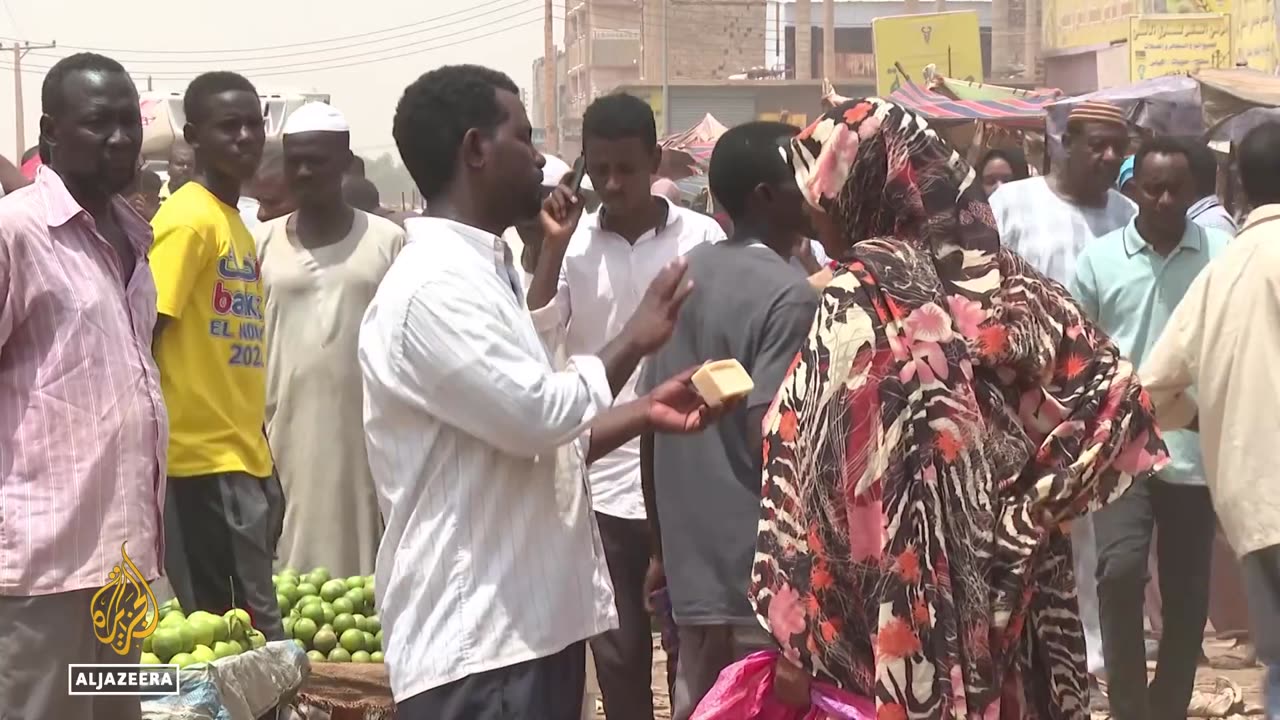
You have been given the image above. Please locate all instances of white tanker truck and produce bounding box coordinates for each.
[139,90,330,182]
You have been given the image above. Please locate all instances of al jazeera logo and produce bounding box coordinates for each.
[68,543,180,696]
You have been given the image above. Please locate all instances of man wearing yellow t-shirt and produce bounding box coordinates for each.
[150,71,284,640]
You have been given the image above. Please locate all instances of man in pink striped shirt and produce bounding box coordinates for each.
[0,53,166,720]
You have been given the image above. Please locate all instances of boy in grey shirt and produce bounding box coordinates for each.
[640,122,819,720]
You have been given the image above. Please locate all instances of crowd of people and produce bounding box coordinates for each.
[1,49,1280,720]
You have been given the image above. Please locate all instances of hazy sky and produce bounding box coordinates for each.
[0,0,562,161]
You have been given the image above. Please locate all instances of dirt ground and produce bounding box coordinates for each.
[590,636,1266,719]
[1157,637,1266,720]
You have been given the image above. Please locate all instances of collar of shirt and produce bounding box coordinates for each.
[408,216,508,267]
[1241,203,1280,233]
[407,216,522,301]
[1187,195,1222,219]
[1121,217,1205,259]
[35,165,153,259]
[586,194,678,242]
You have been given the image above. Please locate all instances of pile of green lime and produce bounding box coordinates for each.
[140,601,268,668]
[274,567,383,664]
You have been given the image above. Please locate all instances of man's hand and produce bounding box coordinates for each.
[773,657,812,709]
[644,364,734,434]
[791,236,823,275]
[1034,507,1073,535]
[642,556,666,614]
[539,185,584,251]
[621,259,694,356]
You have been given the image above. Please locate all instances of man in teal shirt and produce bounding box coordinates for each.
[1070,137,1230,720]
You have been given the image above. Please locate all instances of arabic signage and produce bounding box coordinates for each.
[871,11,983,96]
[1129,13,1233,81]
[1234,0,1278,70]
[1146,0,1231,11]
[1147,0,1277,71]
[1043,0,1276,74]
[1044,0,1135,51]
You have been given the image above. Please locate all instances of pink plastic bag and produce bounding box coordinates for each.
[690,650,876,720]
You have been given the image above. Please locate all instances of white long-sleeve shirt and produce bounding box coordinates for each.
[1141,204,1280,558]
[358,217,618,701]
[533,198,725,518]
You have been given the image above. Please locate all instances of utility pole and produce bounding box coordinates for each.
[795,0,811,79]
[544,0,559,154]
[660,0,669,135]
[991,0,1011,77]
[5,39,57,159]
[1024,0,1040,82]
[823,0,835,80]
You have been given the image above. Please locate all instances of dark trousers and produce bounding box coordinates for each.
[0,589,143,720]
[1210,524,1253,637]
[1242,544,1280,664]
[1240,545,1280,719]
[1096,478,1215,720]
[590,512,655,720]
[397,641,586,720]
[164,472,286,640]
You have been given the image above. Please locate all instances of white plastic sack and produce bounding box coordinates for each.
[143,641,309,720]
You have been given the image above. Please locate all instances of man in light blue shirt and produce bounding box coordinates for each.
[1070,137,1230,720]
[1186,141,1238,236]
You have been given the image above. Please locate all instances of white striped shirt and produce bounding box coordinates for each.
[989,177,1136,285]
[358,217,618,701]
[0,167,167,595]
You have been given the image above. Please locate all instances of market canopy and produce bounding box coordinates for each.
[921,70,1061,105]
[885,78,1060,128]
[659,113,728,178]
[1044,71,1280,145]
[821,75,1059,127]
[661,114,727,162]
[1196,68,1280,138]
[1045,76,1203,144]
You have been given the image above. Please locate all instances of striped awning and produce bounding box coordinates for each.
[887,78,1060,128]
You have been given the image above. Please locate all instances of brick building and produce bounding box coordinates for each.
[531,49,568,151]
[544,0,1037,157]
[554,0,768,156]
[640,0,769,83]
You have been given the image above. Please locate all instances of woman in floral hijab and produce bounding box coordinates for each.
[750,99,1167,719]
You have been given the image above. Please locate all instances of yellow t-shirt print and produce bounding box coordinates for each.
[150,183,273,479]
[212,249,266,368]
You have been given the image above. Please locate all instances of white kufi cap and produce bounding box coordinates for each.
[540,154,572,188]
[283,102,351,136]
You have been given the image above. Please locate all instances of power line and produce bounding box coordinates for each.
[1,0,710,60]
[0,3,732,80]
[100,6,543,74]
[2,39,56,159]
[0,0,24,37]
[0,0,528,56]
[24,0,539,64]
[0,16,546,79]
